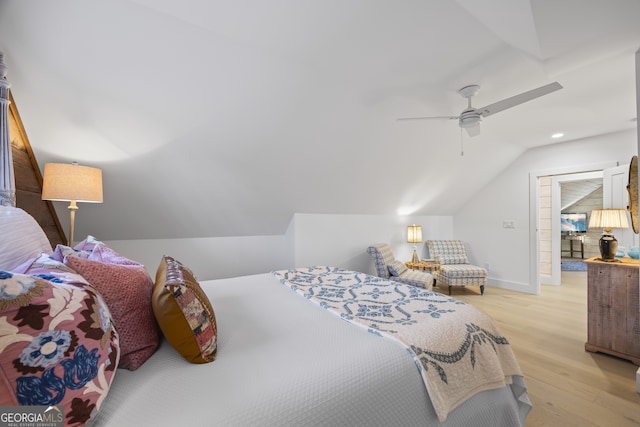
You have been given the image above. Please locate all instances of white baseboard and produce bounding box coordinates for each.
[487,277,538,295]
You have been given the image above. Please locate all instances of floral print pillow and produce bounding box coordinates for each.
[0,271,119,426]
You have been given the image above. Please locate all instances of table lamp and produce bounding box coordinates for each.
[42,162,103,247]
[407,224,422,263]
[588,208,629,262]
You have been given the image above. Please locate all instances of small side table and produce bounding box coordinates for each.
[406,260,440,272]
[561,234,585,259]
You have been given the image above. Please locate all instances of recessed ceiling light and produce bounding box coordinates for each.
[551,132,564,139]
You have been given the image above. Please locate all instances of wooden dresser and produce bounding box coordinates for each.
[585,257,640,365]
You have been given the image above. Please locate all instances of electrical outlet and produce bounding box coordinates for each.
[503,220,516,229]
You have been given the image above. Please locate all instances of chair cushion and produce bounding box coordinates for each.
[393,270,433,289]
[427,240,470,265]
[437,254,469,265]
[439,264,487,278]
[388,260,407,276]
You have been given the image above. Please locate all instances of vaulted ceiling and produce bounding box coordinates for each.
[560,179,603,211]
[0,0,638,240]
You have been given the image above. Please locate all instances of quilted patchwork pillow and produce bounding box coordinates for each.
[153,256,217,364]
[64,256,160,370]
[0,271,119,426]
[388,260,408,276]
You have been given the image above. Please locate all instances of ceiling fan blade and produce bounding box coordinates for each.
[478,82,563,117]
[464,123,481,137]
[397,115,458,121]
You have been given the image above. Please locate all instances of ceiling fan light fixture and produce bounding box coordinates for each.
[459,109,482,128]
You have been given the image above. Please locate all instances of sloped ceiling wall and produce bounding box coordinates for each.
[0,0,638,241]
[560,179,603,211]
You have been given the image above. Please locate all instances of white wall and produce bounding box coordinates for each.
[105,234,291,281]
[105,213,454,281]
[455,129,637,294]
[103,134,637,290]
[292,213,454,275]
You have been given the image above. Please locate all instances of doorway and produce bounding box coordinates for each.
[529,161,619,294]
[541,171,603,286]
[558,175,603,274]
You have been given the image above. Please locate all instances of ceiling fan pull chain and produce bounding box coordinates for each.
[460,128,464,156]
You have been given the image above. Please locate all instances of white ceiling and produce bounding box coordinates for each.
[0,0,638,239]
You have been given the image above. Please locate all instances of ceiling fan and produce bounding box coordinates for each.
[398,82,563,137]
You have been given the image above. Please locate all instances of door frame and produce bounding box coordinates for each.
[529,161,618,294]
[549,171,603,285]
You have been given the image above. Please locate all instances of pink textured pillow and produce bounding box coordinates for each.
[0,271,119,426]
[64,256,160,370]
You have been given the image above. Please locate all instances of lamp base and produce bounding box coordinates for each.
[599,234,618,262]
[411,249,419,263]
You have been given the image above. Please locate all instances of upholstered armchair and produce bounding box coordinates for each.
[426,240,487,295]
[367,243,434,289]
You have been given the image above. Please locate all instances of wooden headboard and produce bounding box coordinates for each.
[8,91,66,247]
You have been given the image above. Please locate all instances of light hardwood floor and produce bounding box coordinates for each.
[443,271,640,427]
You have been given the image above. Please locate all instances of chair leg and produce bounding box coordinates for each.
[480,285,485,295]
[448,285,452,295]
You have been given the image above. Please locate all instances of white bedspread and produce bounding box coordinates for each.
[93,273,531,427]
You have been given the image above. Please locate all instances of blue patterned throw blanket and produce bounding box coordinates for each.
[273,267,523,422]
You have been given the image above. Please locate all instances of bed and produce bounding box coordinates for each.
[0,64,530,426]
[0,208,531,426]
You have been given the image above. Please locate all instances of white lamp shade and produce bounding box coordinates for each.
[407,225,423,243]
[42,163,103,203]
[588,209,629,231]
